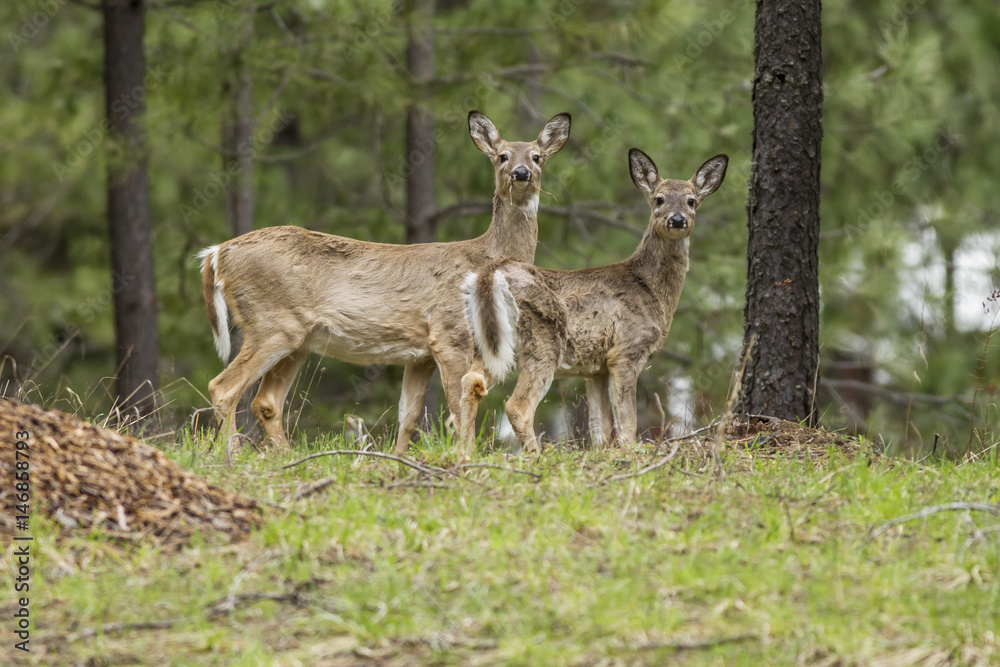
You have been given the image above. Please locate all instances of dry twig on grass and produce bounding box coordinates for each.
[205,591,308,618]
[865,502,1000,546]
[588,442,681,487]
[62,619,182,643]
[450,462,542,480]
[283,449,449,478]
[626,632,759,652]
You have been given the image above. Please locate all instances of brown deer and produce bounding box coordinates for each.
[459,149,728,454]
[199,111,571,453]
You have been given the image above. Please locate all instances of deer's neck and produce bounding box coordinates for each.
[626,230,690,322]
[478,193,540,263]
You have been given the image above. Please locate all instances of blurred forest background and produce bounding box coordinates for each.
[2,0,999,455]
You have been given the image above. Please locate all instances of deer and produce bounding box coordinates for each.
[198,111,571,454]
[458,149,728,455]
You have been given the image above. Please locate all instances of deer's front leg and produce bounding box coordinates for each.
[608,362,640,447]
[394,359,437,456]
[585,375,614,448]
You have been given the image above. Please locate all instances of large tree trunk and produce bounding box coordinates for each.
[404,0,436,244]
[221,5,255,239]
[104,0,158,418]
[739,0,823,423]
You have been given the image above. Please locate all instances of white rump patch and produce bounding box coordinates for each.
[197,245,231,362]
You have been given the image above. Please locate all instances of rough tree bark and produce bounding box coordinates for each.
[739,0,823,423]
[104,0,158,418]
[221,4,255,239]
[404,0,436,244]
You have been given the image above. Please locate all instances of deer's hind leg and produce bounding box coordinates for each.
[505,358,555,455]
[586,374,614,448]
[209,335,296,451]
[252,348,308,451]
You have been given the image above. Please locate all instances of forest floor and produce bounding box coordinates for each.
[2,410,999,666]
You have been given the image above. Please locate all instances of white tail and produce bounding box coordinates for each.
[462,270,519,381]
[196,245,230,362]
[199,111,571,453]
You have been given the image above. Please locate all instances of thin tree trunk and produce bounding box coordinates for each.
[404,0,436,244]
[104,0,158,419]
[404,0,439,420]
[739,0,823,423]
[219,4,259,435]
[221,5,255,239]
[940,237,957,337]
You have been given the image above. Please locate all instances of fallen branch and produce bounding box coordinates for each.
[865,502,1000,546]
[627,632,758,652]
[386,480,455,490]
[64,619,181,642]
[283,476,340,504]
[588,443,681,487]
[451,462,542,480]
[283,450,448,478]
[205,591,307,618]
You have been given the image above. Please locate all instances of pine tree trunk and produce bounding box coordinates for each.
[739,0,823,423]
[404,0,436,244]
[104,0,158,418]
[221,5,255,239]
[219,5,259,435]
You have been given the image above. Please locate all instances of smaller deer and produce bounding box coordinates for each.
[459,149,728,454]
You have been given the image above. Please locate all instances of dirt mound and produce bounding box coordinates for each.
[725,415,862,458]
[0,398,261,544]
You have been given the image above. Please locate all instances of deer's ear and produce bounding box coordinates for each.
[692,154,728,199]
[469,111,501,155]
[629,148,659,197]
[537,113,571,156]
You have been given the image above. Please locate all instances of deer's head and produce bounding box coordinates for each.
[469,111,571,208]
[629,149,728,240]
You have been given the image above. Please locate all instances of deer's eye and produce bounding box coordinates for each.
[655,195,665,206]
[532,154,541,163]
[688,197,696,207]
[499,154,508,163]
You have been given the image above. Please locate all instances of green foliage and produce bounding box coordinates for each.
[1,0,999,447]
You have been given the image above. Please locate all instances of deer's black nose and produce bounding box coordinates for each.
[668,214,688,229]
[512,166,530,182]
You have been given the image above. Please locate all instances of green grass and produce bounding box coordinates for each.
[5,433,1000,665]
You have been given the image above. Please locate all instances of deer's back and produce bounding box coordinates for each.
[499,260,670,377]
[216,226,493,365]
